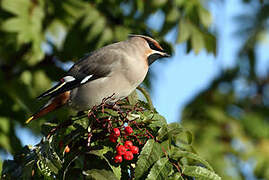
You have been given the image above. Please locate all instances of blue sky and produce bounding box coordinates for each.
[150,0,236,123]
[150,0,269,124]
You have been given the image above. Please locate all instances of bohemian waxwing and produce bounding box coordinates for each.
[26,35,169,123]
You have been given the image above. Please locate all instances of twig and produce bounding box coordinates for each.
[137,86,154,110]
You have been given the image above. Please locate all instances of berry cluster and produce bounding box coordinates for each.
[109,126,139,163]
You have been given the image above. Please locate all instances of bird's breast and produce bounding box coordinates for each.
[68,55,148,111]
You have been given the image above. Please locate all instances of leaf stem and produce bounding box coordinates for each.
[137,86,154,110]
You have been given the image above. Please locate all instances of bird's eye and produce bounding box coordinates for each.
[148,41,156,50]
[146,40,164,52]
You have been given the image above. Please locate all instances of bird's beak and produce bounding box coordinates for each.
[162,52,170,57]
[150,50,170,58]
[159,51,170,58]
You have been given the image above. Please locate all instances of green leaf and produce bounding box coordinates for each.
[89,146,111,157]
[36,139,62,177]
[146,157,173,180]
[134,139,164,180]
[0,159,2,175]
[73,116,90,129]
[41,122,58,136]
[89,147,121,180]
[168,172,184,180]
[1,0,45,64]
[136,0,144,11]
[0,118,12,152]
[157,123,184,141]
[141,112,167,132]
[177,19,192,43]
[182,165,221,180]
[191,29,204,54]
[198,7,212,28]
[1,18,25,33]
[86,17,106,42]
[114,26,130,41]
[103,109,119,117]
[175,0,186,6]
[83,169,118,180]
[2,0,30,16]
[171,147,213,171]
[166,7,180,23]
[203,32,216,55]
[0,117,9,134]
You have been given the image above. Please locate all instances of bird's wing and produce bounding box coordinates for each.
[36,51,116,100]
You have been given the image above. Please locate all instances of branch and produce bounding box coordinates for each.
[1,90,221,180]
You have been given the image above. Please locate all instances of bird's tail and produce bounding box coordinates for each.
[26,91,70,124]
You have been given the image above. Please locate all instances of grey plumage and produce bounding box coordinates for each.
[68,37,151,110]
[27,35,169,123]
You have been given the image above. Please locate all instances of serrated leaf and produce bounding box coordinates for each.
[182,165,221,180]
[134,139,164,180]
[2,0,30,16]
[62,0,86,19]
[185,130,193,145]
[104,109,119,117]
[1,0,45,64]
[171,147,213,171]
[168,172,183,180]
[203,31,217,55]
[81,6,99,29]
[198,7,212,28]
[166,7,180,23]
[157,123,184,141]
[36,139,62,177]
[83,169,118,180]
[1,18,25,33]
[73,116,90,129]
[191,29,204,54]
[146,157,173,180]
[86,17,106,42]
[89,146,111,157]
[177,19,192,43]
[89,147,121,180]
[148,114,167,130]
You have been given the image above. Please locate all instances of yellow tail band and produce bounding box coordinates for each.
[25,116,34,124]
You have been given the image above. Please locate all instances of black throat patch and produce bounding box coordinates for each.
[147,53,163,65]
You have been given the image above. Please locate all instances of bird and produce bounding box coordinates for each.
[26,35,170,123]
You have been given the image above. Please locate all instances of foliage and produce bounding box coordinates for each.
[1,90,220,179]
[0,0,215,162]
[6,0,269,179]
[181,1,269,180]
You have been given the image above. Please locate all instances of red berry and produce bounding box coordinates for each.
[113,128,121,137]
[130,146,139,154]
[124,151,134,160]
[64,145,70,153]
[124,126,133,135]
[109,134,117,143]
[116,145,127,155]
[124,141,133,149]
[114,155,123,163]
